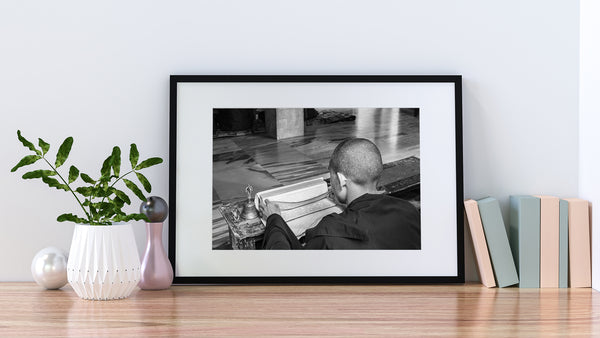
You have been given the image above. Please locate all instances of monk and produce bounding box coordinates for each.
[262,138,421,250]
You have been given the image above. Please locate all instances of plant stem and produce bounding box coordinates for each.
[42,157,91,222]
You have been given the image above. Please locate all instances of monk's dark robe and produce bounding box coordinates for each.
[262,194,421,250]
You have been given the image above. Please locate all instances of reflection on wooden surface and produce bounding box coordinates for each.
[2,283,599,336]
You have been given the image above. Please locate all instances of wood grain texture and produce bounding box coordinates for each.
[1,283,600,336]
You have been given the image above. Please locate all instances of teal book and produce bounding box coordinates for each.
[509,196,540,288]
[478,197,519,287]
[559,200,569,288]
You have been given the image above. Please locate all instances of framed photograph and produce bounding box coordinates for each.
[169,75,464,283]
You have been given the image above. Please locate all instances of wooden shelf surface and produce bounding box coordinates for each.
[1,283,600,336]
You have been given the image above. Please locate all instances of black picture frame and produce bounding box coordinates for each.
[169,75,464,284]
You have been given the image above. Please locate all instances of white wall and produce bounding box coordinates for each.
[580,0,600,291]
[0,0,580,281]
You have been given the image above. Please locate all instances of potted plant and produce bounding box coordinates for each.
[11,130,163,300]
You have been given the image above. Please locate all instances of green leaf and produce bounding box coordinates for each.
[113,189,131,205]
[57,213,88,224]
[55,136,73,168]
[68,165,79,184]
[98,186,109,197]
[80,173,96,184]
[11,155,41,172]
[135,172,152,193]
[111,146,121,177]
[41,176,69,191]
[96,202,115,217]
[89,204,98,218]
[100,155,112,180]
[114,213,148,223]
[135,157,163,170]
[38,138,50,155]
[123,178,146,201]
[16,130,41,156]
[129,144,139,168]
[88,185,110,198]
[129,213,149,222]
[112,196,125,208]
[109,205,126,218]
[75,186,94,196]
[96,181,109,195]
[21,170,56,179]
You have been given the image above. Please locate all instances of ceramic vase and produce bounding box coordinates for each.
[67,223,141,300]
[139,222,173,290]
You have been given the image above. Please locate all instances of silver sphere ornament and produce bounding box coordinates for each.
[140,196,169,222]
[31,247,68,290]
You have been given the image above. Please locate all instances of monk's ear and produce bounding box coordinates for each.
[337,172,347,187]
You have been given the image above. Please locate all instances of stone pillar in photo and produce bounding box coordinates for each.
[265,108,304,140]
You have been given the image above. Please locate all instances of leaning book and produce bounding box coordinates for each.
[477,197,519,288]
[464,199,496,288]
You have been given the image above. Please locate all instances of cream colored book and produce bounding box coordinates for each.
[563,198,591,288]
[464,199,496,288]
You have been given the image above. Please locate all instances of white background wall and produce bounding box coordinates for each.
[0,0,580,281]
[579,0,600,290]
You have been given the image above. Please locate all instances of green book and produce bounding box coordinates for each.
[559,200,569,288]
[509,196,540,288]
[478,197,519,287]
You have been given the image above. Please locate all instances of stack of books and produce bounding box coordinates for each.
[464,196,591,288]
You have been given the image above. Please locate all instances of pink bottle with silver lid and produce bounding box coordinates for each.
[139,197,173,290]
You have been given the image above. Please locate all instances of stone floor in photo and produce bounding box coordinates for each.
[212,108,420,249]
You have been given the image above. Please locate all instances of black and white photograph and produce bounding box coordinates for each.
[212,108,421,250]
[169,75,462,283]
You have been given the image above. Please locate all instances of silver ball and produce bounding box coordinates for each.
[31,247,68,290]
[140,196,169,222]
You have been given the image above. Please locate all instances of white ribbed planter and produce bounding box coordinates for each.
[67,223,141,300]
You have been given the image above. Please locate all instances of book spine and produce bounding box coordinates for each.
[477,197,519,288]
[566,198,591,287]
[536,196,560,288]
[559,200,569,288]
[464,200,496,288]
[509,196,540,288]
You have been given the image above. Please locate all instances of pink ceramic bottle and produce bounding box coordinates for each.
[139,197,173,290]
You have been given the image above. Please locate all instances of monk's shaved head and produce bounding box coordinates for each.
[329,138,383,185]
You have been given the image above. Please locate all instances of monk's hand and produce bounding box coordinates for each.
[264,199,281,218]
